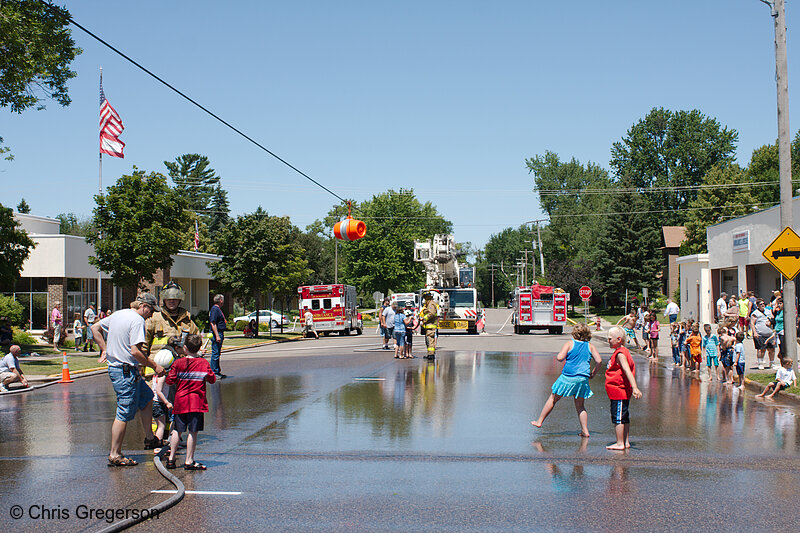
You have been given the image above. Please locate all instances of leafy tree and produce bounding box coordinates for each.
[87,169,191,289]
[593,180,663,301]
[210,208,311,324]
[327,190,452,295]
[56,212,93,236]
[0,202,36,289]
[475,225,537,304]
[527,151,613,266]
[164,154,221,223]
[544,257,602,306]
[746,131,800,205]
[296,221,335,285]
[16,198,30,213]
[0,1,81,157]
[680,164,761,255]
[609,108,738,224]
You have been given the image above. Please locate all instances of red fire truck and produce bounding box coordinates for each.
[297,284,361,336]
[511,284,568,335]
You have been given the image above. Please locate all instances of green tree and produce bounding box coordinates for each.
[87,169,191,289]
[0,1,81,156]
[164,154,221,223]
[746,131,800,205]
[0,294,24,327]
[296,221,335,285]
[609,108,738,224]
[475,225,537,304]
[680,164,761,255]
[328,190,452,295]
[527,151,613,266]
[0,202,36,289]
[210,208,312,325]
[16,198,30,213]
[207,184,230,237]
[55,212,93,236]
[593,180,663,301]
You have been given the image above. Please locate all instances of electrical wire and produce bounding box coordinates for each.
[67,17,349,206]
[534,179,795,196]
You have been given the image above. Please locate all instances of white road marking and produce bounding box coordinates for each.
[152,490,242,495]
[353,377,386,381]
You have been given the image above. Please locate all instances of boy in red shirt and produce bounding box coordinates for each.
[605,327,642,451]
[165,333,216,470]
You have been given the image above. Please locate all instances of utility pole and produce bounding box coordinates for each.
[490,264,496,308]
[762,0,797,361]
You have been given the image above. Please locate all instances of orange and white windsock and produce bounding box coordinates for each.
[333,217,366,241]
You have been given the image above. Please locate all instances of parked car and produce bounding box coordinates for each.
[232,310,290,329]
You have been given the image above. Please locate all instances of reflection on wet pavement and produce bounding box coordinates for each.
[241,351,800,459]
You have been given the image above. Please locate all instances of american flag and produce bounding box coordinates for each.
[194,220,200,251]
[99,73,125,158]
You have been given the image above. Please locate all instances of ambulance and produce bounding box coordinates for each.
[511,284,568,334]
[297,284,361,335]
[390,292,419,311]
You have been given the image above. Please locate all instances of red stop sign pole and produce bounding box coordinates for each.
[579,286,592,301]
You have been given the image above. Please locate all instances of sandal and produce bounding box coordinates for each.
[165,459,177,469]
[184,461,207,470]
[108,455,138,467]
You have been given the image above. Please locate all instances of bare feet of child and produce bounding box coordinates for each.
[531,420,542,428]
[579,432,590,438]
[606,443,626,451]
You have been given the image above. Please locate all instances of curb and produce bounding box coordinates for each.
[743,376,800,405]
[219,334,304,353]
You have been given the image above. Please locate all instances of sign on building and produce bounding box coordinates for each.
[732,230,750,252]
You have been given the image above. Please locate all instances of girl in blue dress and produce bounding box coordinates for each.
[531,324,603,437]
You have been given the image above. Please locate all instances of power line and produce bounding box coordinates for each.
[535,179,795,196]
[67,16,349,206]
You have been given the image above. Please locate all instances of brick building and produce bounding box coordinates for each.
[4,213,225,330]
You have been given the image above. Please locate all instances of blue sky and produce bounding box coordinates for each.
[2,1,799,248]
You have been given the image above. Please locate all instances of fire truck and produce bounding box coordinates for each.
[297,284,361,336]
[390,292,419,311]
[511,284,568,335]
[413,234,484,334]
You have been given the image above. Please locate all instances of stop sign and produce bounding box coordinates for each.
[579,286,592,301]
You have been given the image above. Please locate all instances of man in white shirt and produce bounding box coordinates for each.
[664,299,680,324]
[92,293,166,467]
[716,292,728,323]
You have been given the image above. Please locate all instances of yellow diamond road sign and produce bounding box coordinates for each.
[763,226,800,280]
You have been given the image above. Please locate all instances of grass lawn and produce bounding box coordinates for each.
[223,333,301,347]
[746,371,800,396]
[20,355,106,377]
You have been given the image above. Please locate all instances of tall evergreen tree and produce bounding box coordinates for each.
[164,154,220,223]
[207,184,230,236]
[16,198,30,213]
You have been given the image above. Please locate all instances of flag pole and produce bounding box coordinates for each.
[97,67,103,312]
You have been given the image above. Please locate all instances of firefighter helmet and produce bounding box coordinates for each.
[422,291,433,300]
[160,281,185,302]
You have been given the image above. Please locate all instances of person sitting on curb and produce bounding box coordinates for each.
[0,345,29,392]
[756,358,797,400]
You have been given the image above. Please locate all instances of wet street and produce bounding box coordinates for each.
[2,309,800,531]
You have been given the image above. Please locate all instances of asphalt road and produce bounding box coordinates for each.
[2,309,800,532]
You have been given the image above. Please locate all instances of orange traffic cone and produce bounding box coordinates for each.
[58,352,73,383]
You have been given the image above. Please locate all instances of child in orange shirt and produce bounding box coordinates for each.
[686,323,703,372]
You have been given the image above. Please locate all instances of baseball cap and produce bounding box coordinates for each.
[137,293,161,312]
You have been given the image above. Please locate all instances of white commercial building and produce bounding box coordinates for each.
[4,213,221,329]
[677,199,793,322]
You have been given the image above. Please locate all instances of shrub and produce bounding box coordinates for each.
[12,328,37,345]
[192,310,210,333]
[0,295,24,327]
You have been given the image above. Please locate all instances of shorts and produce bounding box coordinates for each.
[303,324,316,335]
[706,355,719,367]
[108,365,154,422]
[692,353,702,363]
[53,324,62,343]
[0,370,16,382]
[769,381,790,392]
[394,331,406,347]
[405,330,413,345]
[754,335,776,350]
[720,348,734,367]
[152,399,167,419]
[624,328,635,341]
[610,399,630,425]
[736,362,745,376]
[172,412,204,433]
[384,327,394,341]
[669,314,678,323]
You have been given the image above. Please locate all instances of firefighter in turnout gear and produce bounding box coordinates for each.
[143,281,200,363]
[419,291,439,359]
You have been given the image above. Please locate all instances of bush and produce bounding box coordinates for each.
[12,328,37,345]
[192,310,210,333]
[0,295,24,327]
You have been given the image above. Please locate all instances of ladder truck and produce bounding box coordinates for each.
[413,234,484,334]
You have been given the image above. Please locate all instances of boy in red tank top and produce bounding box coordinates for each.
[605,327,642,451]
